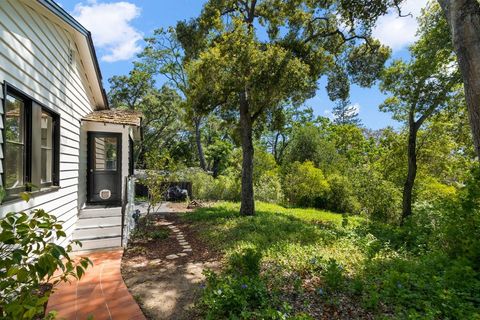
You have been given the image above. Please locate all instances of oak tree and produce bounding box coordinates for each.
[187,0,392,215]
[379,3,461,223]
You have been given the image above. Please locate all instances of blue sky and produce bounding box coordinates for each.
[58,0,427,130]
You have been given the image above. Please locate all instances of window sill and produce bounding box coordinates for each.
[1,186,61,206]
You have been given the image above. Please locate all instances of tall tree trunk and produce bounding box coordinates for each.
[278,134,287,163]
[239,91,255,216]
[273,132,280,161]
[401,117,418,225]
[212,157,220,178]
[438,0,480,160]
[194,117,207,170]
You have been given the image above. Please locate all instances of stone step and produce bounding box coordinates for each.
[72,236,122,251]
[73,225,121,240]
[76,216,122,228]
[79,207,122,218]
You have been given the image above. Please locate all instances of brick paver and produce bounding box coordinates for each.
[47,249,145,320]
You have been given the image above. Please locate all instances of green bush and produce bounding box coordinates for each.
[253,148,279,183]
[198,249,303,319]
[322,258,345,292]
[199,270,272,319]
[360,253,480,319]
[325,174,361,214]
[437,165,480,263]
[148,229,170,240]
[350,168,402,223]
[283,124,341,173]
[283,161,330,208]
[181,168,241,201]
[410,165,480,262]
[416,176,457,204]
[254,170,284,203]
[227,248,262,277]
[179,168,214,199]
[212,173,241,201]
[0,209,91,319]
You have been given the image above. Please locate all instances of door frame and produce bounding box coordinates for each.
[87,131,122,205]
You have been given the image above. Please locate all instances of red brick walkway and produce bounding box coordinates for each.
[47,249,145,320]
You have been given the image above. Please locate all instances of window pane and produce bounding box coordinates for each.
[5,144,24,188]
[94,137,117,171]
[5,95,24,189]
[41,111,53,183]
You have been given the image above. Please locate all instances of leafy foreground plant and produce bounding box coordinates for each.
[0,209,91,319]
[198,248,312,320]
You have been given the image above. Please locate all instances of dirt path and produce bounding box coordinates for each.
[121,204,220,320]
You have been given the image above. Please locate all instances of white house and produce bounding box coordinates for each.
[0,0,141,250]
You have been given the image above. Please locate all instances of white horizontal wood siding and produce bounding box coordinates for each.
[0,0,99,246]
[0,94,3,181]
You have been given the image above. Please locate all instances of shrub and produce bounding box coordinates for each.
[198,249,299,319]
[410,165,480,263]
[227,248,262,277]
[283,125,341,173]
[437,165,480,263]
[180,168,241,201]
[199,270,272,319]
[0,209,91,319]
[212,173,241,201]
[178,168,215,199]
[254,170,284,204]
[325,174,361,214]
[283,161,330,208]
[323,258,345,291]
[350,168,402,223]
[416,176,457,204]
[360,253,480,319]
[142,150,179,213]
[253,148,279,183]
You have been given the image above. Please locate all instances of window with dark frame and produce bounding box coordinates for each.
[2,84,60,198]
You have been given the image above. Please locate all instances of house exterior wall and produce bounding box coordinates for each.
[0,0,99,246]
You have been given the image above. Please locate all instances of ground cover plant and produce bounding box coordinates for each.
[183,197,480,319]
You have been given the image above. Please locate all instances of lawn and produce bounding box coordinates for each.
[182,201,480,319]
[184,202,365,272]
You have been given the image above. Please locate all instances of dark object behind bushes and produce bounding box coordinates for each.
[136,181,192,200]
[166,185,188,201]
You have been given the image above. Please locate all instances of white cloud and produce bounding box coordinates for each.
[72,1,142,62]
[325,102,360,121]
[349,102,360,115]
[372,0,428,51]
[323,109,333,119]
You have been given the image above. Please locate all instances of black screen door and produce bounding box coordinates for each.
[87,132,122,204]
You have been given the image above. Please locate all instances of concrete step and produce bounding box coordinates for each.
[73,225,121,240]
[76,216,122,228]
[79,207,122,218]
[72,236,122,251]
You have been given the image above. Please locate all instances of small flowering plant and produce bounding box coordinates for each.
[198,269,271,318]
[196,248,301,319]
